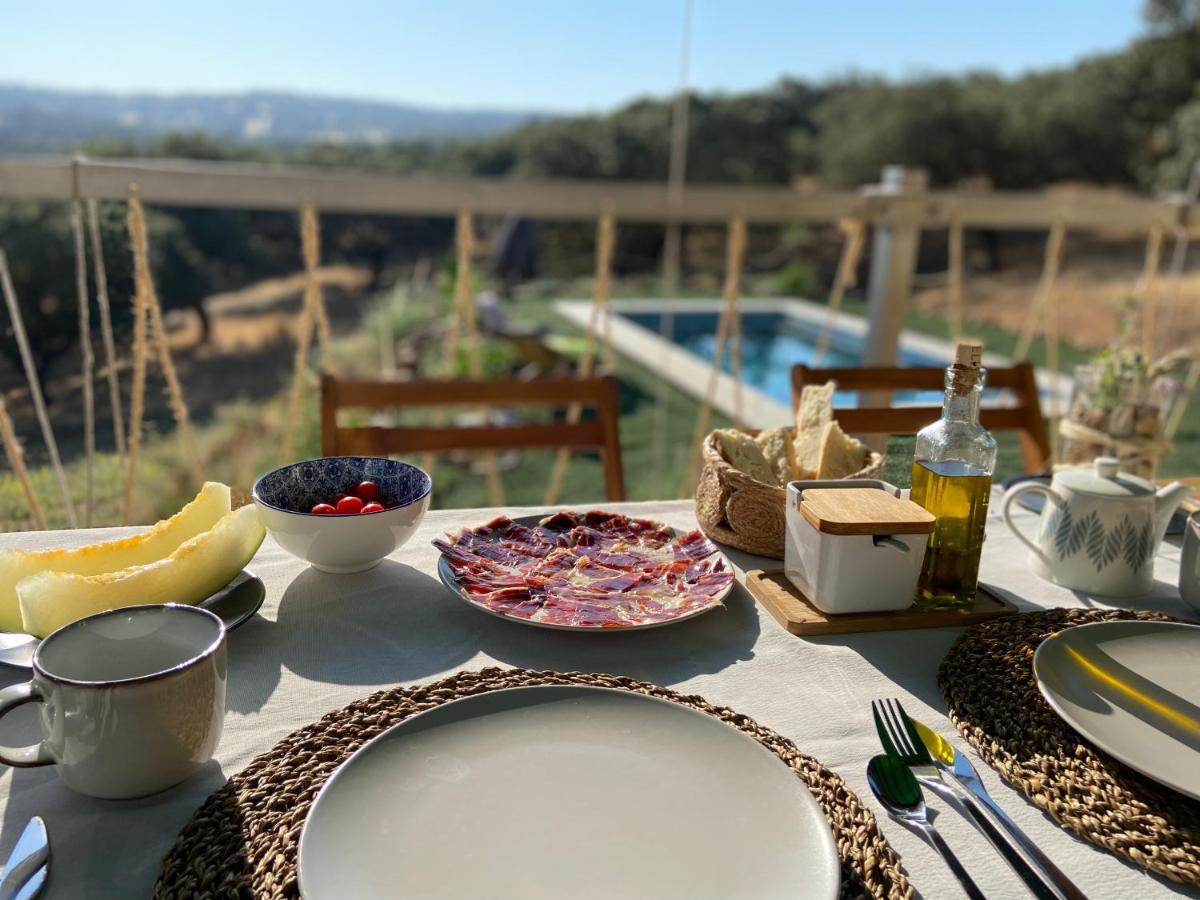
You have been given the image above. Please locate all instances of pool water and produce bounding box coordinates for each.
[623,311,945,406]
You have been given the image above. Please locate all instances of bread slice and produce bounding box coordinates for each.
[754,426,795,486]
[714,429,778,485]
[793,381,837,475]
[815,420,870,479]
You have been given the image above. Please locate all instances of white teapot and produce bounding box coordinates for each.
[1002,457,1191,598]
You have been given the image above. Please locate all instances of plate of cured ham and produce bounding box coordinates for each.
[432,510,734,631]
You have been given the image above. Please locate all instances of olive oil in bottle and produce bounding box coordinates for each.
[910,342,998,609]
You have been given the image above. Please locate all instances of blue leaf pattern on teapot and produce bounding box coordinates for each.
[1040,502,1153,573]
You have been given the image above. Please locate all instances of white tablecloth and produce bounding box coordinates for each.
[0,495,1192,899]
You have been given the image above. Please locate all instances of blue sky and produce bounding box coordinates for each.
[3,1,1146,112]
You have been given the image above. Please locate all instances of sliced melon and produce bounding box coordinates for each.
[0,482,232,632]
[18,504,265,638]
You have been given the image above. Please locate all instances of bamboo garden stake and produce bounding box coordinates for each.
[70,200,96,526]
[456,209,504,506]
[128,187,202,488]
[544,211,615,505]
[1013,222,1067,362]
[1154,160,1200,358]
[87,199,126,461]
[1136,224,1165,359]
[302,205,335,374]
[946,216,966,341]
[0,395,44,530]
[0,249,78,527]
[425,209,502,501]
[282,204,332,462]
[812,218,867,365]
[679,214,747,498]
[121,215,149,525]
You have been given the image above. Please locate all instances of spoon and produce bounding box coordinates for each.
[867,753,986,900]
[0,570,265,670]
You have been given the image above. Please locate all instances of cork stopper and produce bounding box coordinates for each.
[954,341,982,368]
[949,340,984,393]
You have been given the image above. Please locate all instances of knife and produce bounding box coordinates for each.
[914,721,1086,900]
[0,817,49,900]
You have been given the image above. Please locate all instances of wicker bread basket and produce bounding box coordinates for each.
[694,428,885,559]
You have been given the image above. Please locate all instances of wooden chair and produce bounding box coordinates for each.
[791,363,1051,473]
[320,373,626,501]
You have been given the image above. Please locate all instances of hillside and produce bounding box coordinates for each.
[0,84,552,150]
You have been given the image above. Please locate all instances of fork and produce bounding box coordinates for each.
[873,699,1061,900]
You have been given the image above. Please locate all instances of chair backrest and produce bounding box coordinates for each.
[790,363,1050,473]
[320,373,626,501]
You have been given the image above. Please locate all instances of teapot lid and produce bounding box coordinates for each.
[1054,457,1155,498]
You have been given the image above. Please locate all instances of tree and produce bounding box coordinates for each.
[1144,0,1199,31]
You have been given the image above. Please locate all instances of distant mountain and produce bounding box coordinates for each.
[0,84,552,151]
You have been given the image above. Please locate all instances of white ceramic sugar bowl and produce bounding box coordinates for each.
[785,482,935,614]
[1002,457,1190,598]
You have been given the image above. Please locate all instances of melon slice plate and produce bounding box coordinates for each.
[18,504,266,639]
[0,482,231,632]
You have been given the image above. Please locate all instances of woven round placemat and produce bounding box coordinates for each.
[939,607,1200,887]
[155,667,911,899]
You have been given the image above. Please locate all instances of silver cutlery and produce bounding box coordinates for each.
[867,753,986,900]
[0,817,48,900]
[874,699,1065,900]
[910,715,1087,900]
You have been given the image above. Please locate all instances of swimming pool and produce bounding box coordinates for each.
[621,310,943,407]
[554,298,1060,430]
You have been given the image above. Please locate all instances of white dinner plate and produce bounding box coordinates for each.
[1034,620,1200,800]
[436,514,731,632]
[298,685,840,900]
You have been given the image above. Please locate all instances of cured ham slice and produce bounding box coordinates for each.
[435,511,731,628]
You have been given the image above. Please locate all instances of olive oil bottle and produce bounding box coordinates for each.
[910,342,998,609]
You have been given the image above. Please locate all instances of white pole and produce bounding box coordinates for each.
[654,0,693,482]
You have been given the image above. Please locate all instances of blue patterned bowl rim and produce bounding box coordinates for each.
[252,456,432,516]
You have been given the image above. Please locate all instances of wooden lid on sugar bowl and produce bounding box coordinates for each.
[799,488,935,536]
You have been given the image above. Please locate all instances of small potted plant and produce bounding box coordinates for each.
[1058,303,1189,479]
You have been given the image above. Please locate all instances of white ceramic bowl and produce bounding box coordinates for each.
[253,457,432,573]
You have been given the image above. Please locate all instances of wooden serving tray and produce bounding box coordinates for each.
[744,569,1017,636]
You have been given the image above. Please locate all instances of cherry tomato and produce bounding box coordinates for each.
[333,493,349,504]
[336,495,365,515]
[360,501,384,514]
[355,481,380,502]
[311,503,337,515]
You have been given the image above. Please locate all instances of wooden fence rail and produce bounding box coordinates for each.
[1,156,1198,232]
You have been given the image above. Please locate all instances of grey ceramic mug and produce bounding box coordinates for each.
[0,604,226,799]
[1183,511,1200,613]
